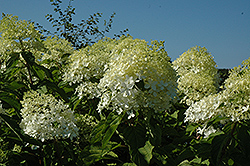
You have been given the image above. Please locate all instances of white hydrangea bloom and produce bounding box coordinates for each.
[184,92,224,123]
[63,37,119,99]
[34,36,74,69]
[63,37,118,84]
[173,46,219,105]
[185,57,250,128]
[0,14,41,59]
[63,36,177,117]
[19,90,79,142]
[74,82,101,99]
[0,14,43,78]
[197,124,218,138]
[0,14,74,71]
[220,58,250,121]
[97,37,177,116]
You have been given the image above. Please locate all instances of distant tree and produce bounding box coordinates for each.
[35,0,128,49]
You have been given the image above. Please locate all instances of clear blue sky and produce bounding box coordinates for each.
[1,0,250,69]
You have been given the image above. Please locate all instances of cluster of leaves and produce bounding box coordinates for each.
[35,0,128,49]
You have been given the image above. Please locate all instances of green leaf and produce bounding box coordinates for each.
[0,92,21,110]
[194,142,211,158]
[0,113,23,143]
[231,153,249,166]
[149,117,162,146]
[32,63,53,81]
[90,121,106,144]
[6,52,19,68]
[191,158,201,164]
[32,65,45,80]
[132,150,148,166]
[102,113,123,148]
[170,110,178,119]
[72,96,82,111]
[176,147,195,164]
[237,124,250,157]
[164,126,180,137]
[36,64,53,80]
[90,112,123,147]
[122,124,148,166]
[211,134,229,165]
[105,151,118,158]
[8,81,27,90]
[83,142,120,165]
[138,141,154,164]
[227,158,234,166]
[177,160,192,166]
[22,134,42,146]
[103,126,118,146]
[222,121,234,133]
[41,80,69,102]
[123,163,137,166]
[21,51,35,64]
[123,124,147,149]
[21,51,53,81]
[207,115,228,127]
[201,159,210,165]
[186,123,199,136]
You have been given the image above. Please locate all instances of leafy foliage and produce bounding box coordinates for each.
[35,0,128,49]
[1,1,250,166]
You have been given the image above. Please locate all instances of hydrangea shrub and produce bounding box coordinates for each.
[1,12,250,165]
[64,35,178,118]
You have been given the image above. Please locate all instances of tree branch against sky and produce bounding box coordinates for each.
[1,0,249,68]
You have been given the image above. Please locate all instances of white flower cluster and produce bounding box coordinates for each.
[173,46,219,105]
[75,82,101,99]
[64,36,178,118]
[221,58,250,121]
[0,14,40,59]
[63,37,119,99]
[19,90,79,142]
[34,36,74,69]
[63,37,118,84]
[97,37,177,117]
[197,124,218,138]
[184,93,223,123]
[0,14,73,72]
[0,14,43,79]
[185,57,250,129]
